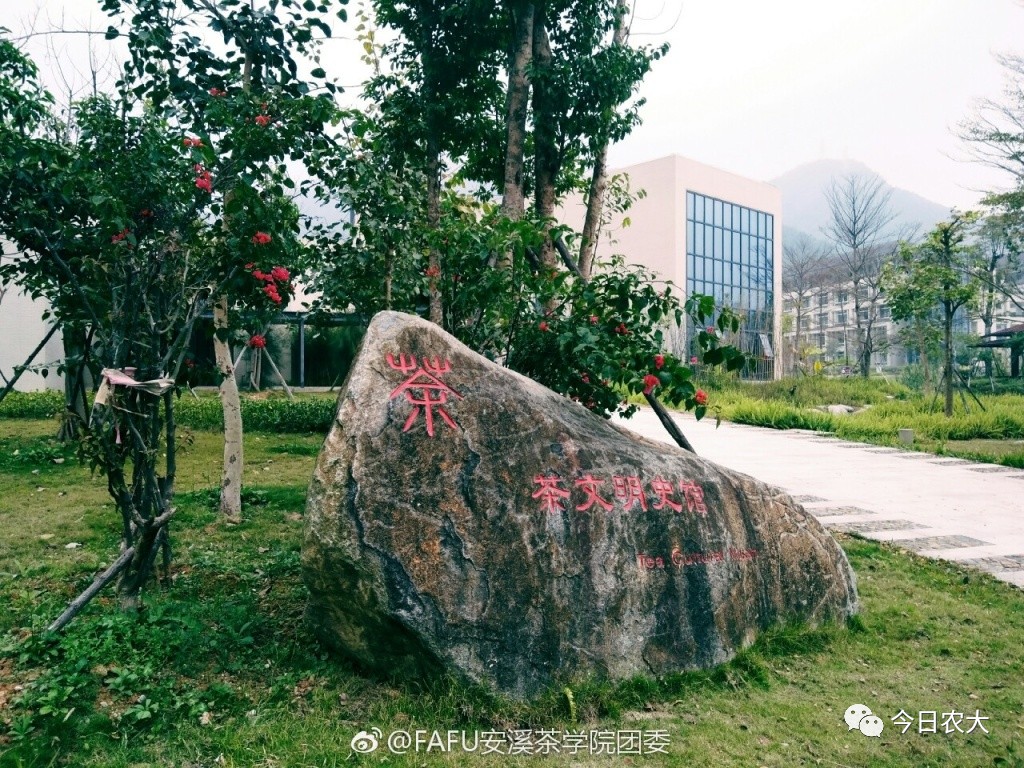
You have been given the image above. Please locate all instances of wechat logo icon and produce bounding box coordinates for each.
[845,704,884,737]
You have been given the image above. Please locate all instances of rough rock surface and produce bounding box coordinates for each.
[302,311,859,698]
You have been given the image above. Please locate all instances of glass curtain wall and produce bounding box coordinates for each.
[685,190,775,379]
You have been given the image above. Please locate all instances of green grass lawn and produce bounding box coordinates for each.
[1,417,1023,767]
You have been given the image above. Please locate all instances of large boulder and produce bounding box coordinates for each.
[302,311,858,698]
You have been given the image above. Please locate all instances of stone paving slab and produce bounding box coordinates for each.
[827,519,927,534]
[887,535,992,552]
[808,506,877,518]
[958,554,1024,572]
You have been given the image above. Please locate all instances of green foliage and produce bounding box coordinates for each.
[0,390,63,419]
[709,376,1024,446]
[728,401,838,431]
[175,394,337,433]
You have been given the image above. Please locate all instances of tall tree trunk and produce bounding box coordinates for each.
[58,325,90,441]
[500,1,534,223]
[981,251,999,378]
[531,9,558,269]
[943,305,954,417]
[851,283,870,377]
[426,135,443,325]
[794,310,803,374]
[578,0,629,279]
[214,296,243,522]
[915,321,932,392]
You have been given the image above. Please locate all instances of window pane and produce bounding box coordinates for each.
[687,223,694,253]
[714,199,723,226]
[695,225,704,255]
[715,228,724,258]
[687,192,695,219]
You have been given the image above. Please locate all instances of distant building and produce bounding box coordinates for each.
[0,240,64,393]
[782,264,1024,376]
[562,155,783,380]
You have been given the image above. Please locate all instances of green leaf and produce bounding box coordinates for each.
[104,26,119,40]
[311,67,326,78]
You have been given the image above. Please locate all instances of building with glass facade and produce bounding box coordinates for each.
[565,155,782,379]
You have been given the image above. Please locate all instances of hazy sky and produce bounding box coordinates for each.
[4,0,1022,210]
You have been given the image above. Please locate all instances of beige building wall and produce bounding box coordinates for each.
[0,241,64,392]
[560,155,783,378]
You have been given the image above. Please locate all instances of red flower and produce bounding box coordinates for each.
[111,227,130,244]
[614,323,629,335]
[252,232,272,245]
[248,334,267,349]
[642,374,660,395]
[581,373,590,383]
[589,315,599,325]
[252,269,268,281]
[690,356,699,364]
[245,262,255,270]
[695,389,709,406]
[706,325,715,334]
[262,284,282,304]
[270,266,290,282]
[424,264,441,278]
[209,87,226,97]
[183,136,203,148]
[654,354,665,370]
[538,321,549,332]
[195,168,213,193]
[254,114,271,127]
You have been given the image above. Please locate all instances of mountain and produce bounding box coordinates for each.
[772,159,951,242]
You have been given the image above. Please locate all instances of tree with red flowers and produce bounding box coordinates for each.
[0,0,345,625]
[101,0,346,521]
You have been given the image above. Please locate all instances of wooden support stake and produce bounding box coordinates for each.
[48,546,136,633]
[644,392,697,454]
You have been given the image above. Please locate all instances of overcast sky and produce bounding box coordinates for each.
[4,0,1022,210]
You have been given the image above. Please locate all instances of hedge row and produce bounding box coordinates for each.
[0,390,339,434]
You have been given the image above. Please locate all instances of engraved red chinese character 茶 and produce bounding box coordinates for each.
[532,474,571,514]
[387,353,463,437]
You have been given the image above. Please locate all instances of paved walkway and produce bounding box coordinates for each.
[613,408,1024,589]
